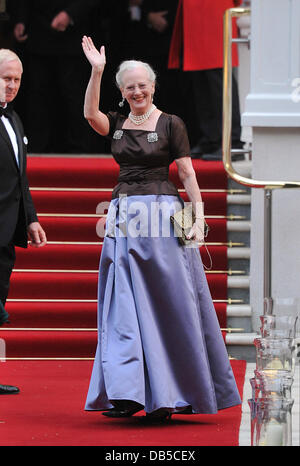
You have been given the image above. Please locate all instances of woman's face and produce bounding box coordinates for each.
[121,66,155,115]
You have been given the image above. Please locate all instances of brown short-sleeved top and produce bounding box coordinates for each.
[107,111,190,198]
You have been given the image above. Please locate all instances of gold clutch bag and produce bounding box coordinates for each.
[170,205,210,246]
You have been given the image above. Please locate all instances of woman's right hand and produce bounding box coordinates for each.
[82,36,106,72]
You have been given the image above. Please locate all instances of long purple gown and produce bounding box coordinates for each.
[85,112,241,413]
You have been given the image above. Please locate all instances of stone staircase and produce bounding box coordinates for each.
[225,160,256,361]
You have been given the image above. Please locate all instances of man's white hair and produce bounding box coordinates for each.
[0,49,23,69]
[115,60,156,89]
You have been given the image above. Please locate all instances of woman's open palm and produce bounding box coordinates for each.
[82,36,106,71]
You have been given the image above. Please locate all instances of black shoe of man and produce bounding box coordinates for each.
[0,384,20,394]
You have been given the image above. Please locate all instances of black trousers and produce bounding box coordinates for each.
[190,68,242,151]
[0,243,16,306]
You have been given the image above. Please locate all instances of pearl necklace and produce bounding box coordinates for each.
[128,104,156,125]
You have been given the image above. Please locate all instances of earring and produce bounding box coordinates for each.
[119,97,125,107]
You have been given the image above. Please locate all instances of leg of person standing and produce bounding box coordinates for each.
[191,68,243,160]
[0,243,16,307]
[0,243,20,394]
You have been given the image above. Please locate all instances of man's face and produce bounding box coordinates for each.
[0,59,22,104]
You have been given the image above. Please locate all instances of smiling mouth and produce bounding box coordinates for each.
[133,95,145,101]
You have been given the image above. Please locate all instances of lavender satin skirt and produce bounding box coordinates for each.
[85,195,241,413]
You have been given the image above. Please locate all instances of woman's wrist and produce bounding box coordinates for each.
[91,66,104,75]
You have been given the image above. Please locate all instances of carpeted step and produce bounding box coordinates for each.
[9,271,98,300]
[3,301,228,329]
[4,301,97,328]
[27,157,228,189]
[8,271,228,300]
[31,189,227,216]
[36,216,227,242]
[0,329,229,357]
[14,244,228,270]
[15,244,102,270]
[0,329,97,358]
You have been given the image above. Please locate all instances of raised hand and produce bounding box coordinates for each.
[82,36,106,72]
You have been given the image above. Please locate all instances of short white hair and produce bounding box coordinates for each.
[115,60,156,88]
[0,49,23,69]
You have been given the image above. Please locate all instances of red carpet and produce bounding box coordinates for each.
[0,360,246,446]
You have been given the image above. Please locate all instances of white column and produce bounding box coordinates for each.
[242,0,300,331]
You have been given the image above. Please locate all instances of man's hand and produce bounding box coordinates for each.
[27,222,47,248]
[147,11,168,33]
[51,11,71,32]
[14,23,28,42]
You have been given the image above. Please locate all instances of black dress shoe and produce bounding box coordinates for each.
[0,384,20,394]
[202,148,245,162]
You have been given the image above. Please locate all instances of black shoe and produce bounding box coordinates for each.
[191,144,204,159]
[143,409,172,423]
[102,400,143,418]
[174,406,193,415]
[0,302,10,326]
[202,148,245,162]
[102,407,142,418]
[201,148,223,161]
[0,384,20,394]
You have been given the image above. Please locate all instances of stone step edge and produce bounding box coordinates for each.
[226,332,256,345]
[227,304,251,317]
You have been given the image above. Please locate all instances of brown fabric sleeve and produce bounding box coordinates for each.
[169,114,191,161]
[106,111,119,139]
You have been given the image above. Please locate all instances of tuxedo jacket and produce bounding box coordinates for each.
[0,108,38,248]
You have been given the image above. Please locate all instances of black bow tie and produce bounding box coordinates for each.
[0,106,13,119]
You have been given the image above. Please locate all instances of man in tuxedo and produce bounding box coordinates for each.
[0,48,47,394]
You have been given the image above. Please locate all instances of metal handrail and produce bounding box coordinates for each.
[222,7,300,313]
[222,6,300,190]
